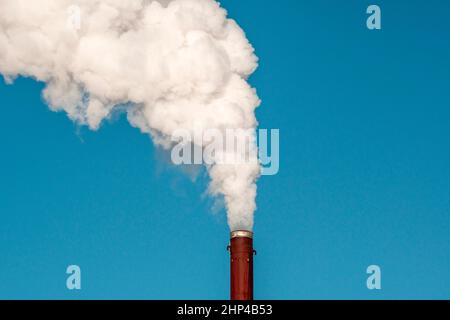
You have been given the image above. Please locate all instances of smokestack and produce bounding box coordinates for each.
[228,230,255,300]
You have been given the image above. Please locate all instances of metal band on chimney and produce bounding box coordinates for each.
[230,230,253,239]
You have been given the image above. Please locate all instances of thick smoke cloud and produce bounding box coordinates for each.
[0,0,261,231]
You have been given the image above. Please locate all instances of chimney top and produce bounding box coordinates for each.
[230,230,253,239]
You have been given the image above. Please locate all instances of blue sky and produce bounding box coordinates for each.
[1,0,449,299]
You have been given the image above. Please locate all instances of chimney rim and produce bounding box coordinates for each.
[230,230,253,239]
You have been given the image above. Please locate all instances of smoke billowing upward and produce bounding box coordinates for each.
[0,0,261,231]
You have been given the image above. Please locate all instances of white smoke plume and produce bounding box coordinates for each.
[0,0,260,231]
